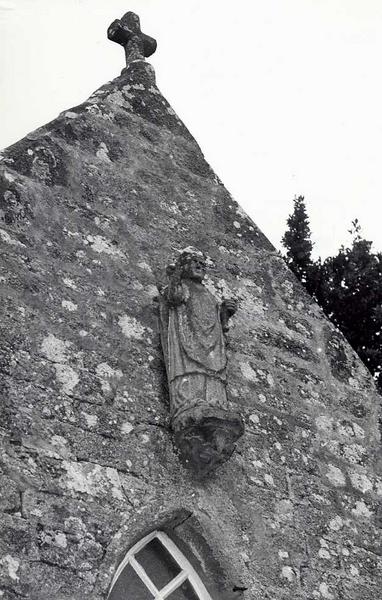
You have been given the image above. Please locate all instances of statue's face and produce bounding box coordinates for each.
[182,257,206,281]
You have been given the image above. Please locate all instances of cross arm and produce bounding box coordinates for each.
[107,17,157,58]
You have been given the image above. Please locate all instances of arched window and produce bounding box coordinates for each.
[108,530,213,599]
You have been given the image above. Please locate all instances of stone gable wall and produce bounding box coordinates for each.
[0,61,381,599]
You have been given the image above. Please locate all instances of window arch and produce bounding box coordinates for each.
[108,530,213,599]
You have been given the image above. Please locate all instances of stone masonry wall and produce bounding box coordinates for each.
[0,60,381,599]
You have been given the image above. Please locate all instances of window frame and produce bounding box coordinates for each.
[108,530,213,599]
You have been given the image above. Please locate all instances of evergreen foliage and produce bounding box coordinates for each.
[282,205,382,391]
[281,195,313,286]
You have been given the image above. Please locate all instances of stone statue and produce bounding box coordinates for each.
[158,247,244,477]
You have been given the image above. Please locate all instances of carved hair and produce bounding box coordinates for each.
[176,246,206,267]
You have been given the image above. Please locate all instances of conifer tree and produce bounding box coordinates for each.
[281,195,313,285]
[282,200,382,391]
[318,222,382,390]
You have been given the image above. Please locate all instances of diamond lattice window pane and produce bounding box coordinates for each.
[168,579,200,600]
[108,564,154,600]
[135,537,181,590]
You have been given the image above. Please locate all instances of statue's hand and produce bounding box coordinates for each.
[221,298,238,317]
[166,263,176,277]
[166,262,184,305]
[166,262,183,280]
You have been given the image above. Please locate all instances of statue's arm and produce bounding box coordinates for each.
[166,264,185,306]
[220,298,238,332]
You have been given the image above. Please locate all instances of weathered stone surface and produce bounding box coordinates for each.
[0,49,381,600]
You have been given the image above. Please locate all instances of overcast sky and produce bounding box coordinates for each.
[1,0,382,258]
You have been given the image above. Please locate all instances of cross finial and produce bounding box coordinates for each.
[107,12,157,66]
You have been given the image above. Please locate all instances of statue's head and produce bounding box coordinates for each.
[177,247,206,282]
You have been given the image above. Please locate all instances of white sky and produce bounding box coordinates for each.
[1,0,382,258]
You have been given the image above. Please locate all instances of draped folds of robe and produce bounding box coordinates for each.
[158,279,228,428]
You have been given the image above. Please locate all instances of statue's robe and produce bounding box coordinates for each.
[159,279,228,429]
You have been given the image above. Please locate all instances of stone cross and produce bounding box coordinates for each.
[107,12,157,66]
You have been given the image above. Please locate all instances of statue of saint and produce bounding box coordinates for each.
[158,247,244,476]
